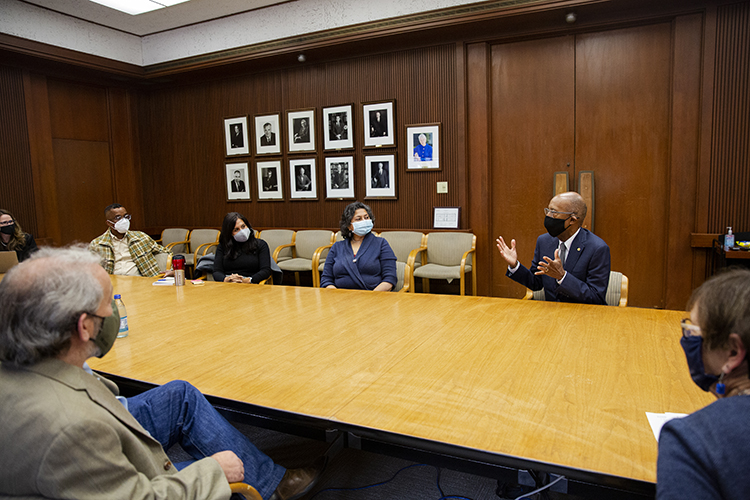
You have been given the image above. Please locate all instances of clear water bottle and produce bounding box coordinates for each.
[114,294,129,338]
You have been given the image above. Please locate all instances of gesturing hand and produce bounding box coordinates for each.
[535,248,565,281]
[496,236,518,268]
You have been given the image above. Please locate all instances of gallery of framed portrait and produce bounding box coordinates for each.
[256,160,283,200]
[324,156,355,199]
[365,155,396,199]
[362,100,395,148]
[406,123,441,171]
[224,116,250,156]
[254,113,282,155]
[225,162,251,201]
[323,104,354,151]
[289,158,317,200]
[287,108,316,153]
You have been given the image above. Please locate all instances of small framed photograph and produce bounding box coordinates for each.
[363,100,395,148]
[365,155,396,199]
[225,162,251,201]
[287,108,316,153]
[254,113,282,155]
[323,104,354,151]
[433,207,460,229]
[406,123,441,171]
[325,156,355,199]
[256,160,283,200]
[289,158,317,200]
[224,116,250,156]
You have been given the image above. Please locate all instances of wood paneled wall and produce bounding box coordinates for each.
[137,45,462,233]
[709,2,750,233]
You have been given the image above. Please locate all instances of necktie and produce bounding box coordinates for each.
[559,241,567,266]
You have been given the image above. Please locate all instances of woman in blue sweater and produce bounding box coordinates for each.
[320,202,396,291]
[657,268,750,500]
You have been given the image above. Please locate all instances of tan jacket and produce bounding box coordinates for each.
[0,359,230,500]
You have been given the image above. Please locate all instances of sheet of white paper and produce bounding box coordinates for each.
[646,412,688,442]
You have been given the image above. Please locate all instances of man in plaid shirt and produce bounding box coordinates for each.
[89,204,171,277]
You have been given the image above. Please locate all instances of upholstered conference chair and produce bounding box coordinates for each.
[311,231,343,288]
[182,229,219,277]
[156,228,190,254]
[258,229,295,264]
[377,230,426,292]
[523,270,629,306]
[410,232,477,296]
[275,230,334,286]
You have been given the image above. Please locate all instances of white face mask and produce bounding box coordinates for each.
[351,219,373,236]
[113,218,130,234]
[233,227,251,243]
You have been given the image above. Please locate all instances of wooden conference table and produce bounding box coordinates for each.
[89,276,713,497]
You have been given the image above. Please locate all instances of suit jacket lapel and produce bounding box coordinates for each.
[564,229,587,271]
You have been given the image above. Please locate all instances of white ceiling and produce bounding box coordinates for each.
[21,0,290,36]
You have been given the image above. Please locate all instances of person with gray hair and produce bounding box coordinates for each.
[0,246,324,500]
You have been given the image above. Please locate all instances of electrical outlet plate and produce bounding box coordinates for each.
[437,181,448,193]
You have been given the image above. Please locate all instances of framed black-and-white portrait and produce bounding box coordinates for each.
[433,207,460,229]
[225,162,251,201]
[325,156,355,199]
[365,155,396,199]
[406,123,441,171]
[323,104,354,151]
[254,114,281,155]
[256,160,283,200]
[363,100,395,148]
[289,158,317,200]
[224,116,249,156]
[287,108,316,153]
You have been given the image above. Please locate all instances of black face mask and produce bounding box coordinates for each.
[0,224,15,235]
[544,216,570,238]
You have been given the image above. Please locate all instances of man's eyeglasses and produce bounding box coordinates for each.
[0,219,14,227]
[681,319,702,338]
[108,214,132,223]
[543,208,575,217]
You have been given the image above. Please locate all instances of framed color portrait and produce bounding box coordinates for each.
[289,158,317,200]
[256,160,283,200]
[325,156,355,199]
[287,108,316,153]
[406,123,441,171]
[362,100,395,148]
[323,104,354,151]
[225,162,251,201]
[224,116,249,156]
[254,113,282,155]
[365,155,396,199]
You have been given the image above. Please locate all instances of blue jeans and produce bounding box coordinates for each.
[128,380,286,499]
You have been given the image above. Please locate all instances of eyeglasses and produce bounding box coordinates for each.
[544,208,575,217]
[0,219,14,227]
[108,214,131,223]
[681,319,702,338]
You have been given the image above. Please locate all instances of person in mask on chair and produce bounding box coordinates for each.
[0,246,325,500]
[496,191,610,304]
[320,201,397,291]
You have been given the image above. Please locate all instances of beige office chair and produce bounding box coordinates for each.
[156,228,190,254]
[153,253,173,276]
[275,230,334,286]
[259,229,296,264]
[183,229,219,278]
[311,231,343,287]
[229,483,262,500]
[523,270,629,306]
[410,232,477,296]
[377,231,427,292]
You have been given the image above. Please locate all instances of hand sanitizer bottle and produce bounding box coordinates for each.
[725,227,735,251]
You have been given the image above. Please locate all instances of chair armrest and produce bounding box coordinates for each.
[192,242,217,268]
[165,239,189,251]
[257,276,271,285]
[406,246,427,292]
[155,254,173,277]
[523,288,533,300]
[459,248,476,273]
[272,242,296,262]
[229,482,263,500]
[619,275,629,307]
[399,262,412,293]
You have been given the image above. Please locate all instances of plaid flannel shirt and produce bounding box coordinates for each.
[89,230,170,277]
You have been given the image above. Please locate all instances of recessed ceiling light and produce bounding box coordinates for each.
[89,0,190,16]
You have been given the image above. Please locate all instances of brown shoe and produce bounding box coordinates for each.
[268,457,326,500]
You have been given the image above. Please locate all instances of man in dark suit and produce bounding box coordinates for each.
[496,191,610,304]
[230,124,243,148]
[231,170,246,192]
[372,162,389,188]
[369,110,387,137]
[260,123,276,146]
